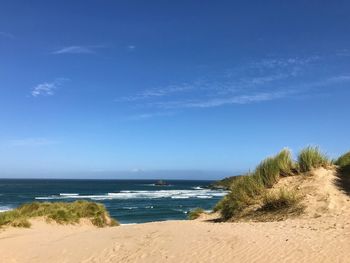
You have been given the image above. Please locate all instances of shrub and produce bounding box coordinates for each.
[261,188,299,211]
[297,146,329,172]
[188,208,205,220]
[0,201,119,228]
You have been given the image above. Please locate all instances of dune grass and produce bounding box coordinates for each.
[220,174,265,220]
[297,146,329,173]
[0,201,119,228]
[215,146,334,221]
[334,151,350,196]
[335,151,350,168]
[217,148,300,220]
[275,148,295,176]
[187,208,205,220]
[260,188,300,211]
[256,148,295,188]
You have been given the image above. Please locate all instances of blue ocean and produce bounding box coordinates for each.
[0,179,226,224]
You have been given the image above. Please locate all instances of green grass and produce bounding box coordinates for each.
[187,208,205,220]
[335,151,350,167]
[297,146,329,173]
[255,157,281,188]
[220,174,265,220]
[208,175,243,190]
[334,151,350,196]
[255,148,295,188]
[0,201,119,228]
[218,148,296,220]
[260,188,299,211]
[275,148,295,176]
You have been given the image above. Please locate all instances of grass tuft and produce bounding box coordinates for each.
[0,201,119,228]
[220,174,265,220]
[297,146,329,173]
[255,157,280,188]
[260,188,300,211]
[275,148,295,176]
[187,208,205,220]
[335,152,350,168]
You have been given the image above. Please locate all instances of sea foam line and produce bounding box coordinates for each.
[35,189,227,201]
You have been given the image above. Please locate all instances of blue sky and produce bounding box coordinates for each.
[0,1,350,179]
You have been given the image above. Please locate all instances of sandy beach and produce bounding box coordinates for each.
[1,168,350,263]
[1,214,350,263]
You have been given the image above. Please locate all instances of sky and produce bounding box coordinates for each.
[0,1,350,179]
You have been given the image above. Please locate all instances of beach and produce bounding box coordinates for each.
[2,166,350,262]
[1,213,350,263]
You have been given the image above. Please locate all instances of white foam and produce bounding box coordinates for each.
[123,206,138,210]
[171,196,190,199]
[196,195,213,199]
[36,189,228,201]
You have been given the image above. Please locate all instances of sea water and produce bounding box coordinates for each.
[0,179,227,224]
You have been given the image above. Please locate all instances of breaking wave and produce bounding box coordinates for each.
[35,189,227,201]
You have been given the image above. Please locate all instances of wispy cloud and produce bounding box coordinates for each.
[31,78,68,97]
[336,49,350,57]
[117,83,195,102]
[0,31,14,39]
[8,138,59,147]
[117,57,316,103]
[151,92,289,109]
[31,83,56,97]
[116,54,350,118]
[250,56,320,69]
[127,111,176,120]
[127,45,136,51]
[52,45,103,55]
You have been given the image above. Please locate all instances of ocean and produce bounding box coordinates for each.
[0,179,227,224]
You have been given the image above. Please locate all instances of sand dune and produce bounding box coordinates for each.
[1,168,350,263]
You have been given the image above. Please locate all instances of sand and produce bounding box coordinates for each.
[1,168,350,263]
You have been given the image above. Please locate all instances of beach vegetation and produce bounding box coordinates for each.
[335,151,350,168]
[218,148,298,220]
[0,200,119,228]
[297,146,329,173]
[188,208,205,220]
[260,188,300,211]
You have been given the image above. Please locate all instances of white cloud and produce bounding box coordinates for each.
[31,78,68,97]
[127,45,136,51]
[127,111,176,120]
[116,54,350,116]
[250,56,320,69]
[117,83,194,102]
[31,82,57,97]
[9,138,59,147]
[52,45,97,54]
[151,92,288,109]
